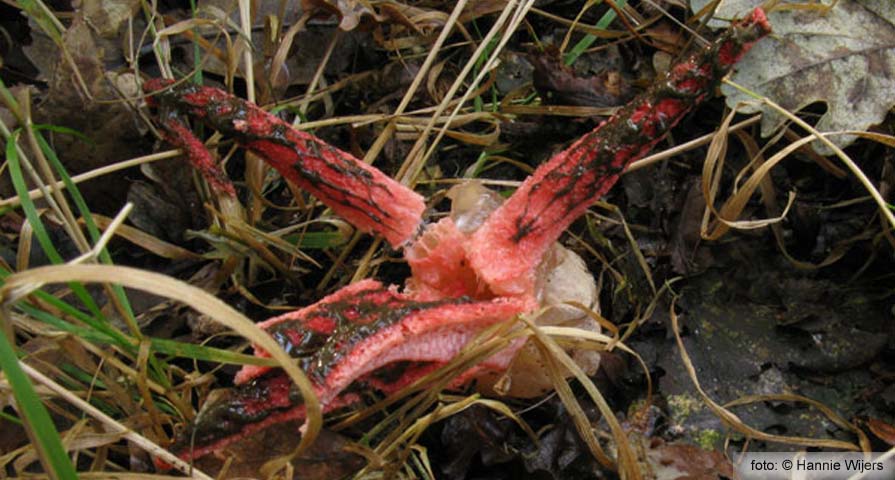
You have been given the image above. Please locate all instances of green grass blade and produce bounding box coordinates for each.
[1,277,132,347]
[284,231,349,249]
[0,409,24,425]
[17,302,120,344]
[31,124,92,144]
[16,296,274,366]
[150,337,277,365]
[0,315,78,479]
[564,0,628,66]
[15,0,63,42]
[188,0,203,85]
[5,130,106,320]
[6,132,64,266]
[32,129,138,331]
[466,151,490,179]
[17,302,272,368]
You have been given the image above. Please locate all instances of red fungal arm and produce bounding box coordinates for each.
[233,278,387,385]
[468,8,771,295]
[149,105,238,197]
[143,80,426,248]
[157,377,361,469]
[233,279,533,398]
[165,280,533,464]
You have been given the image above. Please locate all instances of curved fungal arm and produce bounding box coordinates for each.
[468,8,771,296]
[161,279,533,465]
[143,79,427,248]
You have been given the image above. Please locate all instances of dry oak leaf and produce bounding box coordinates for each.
[691,0,895,154]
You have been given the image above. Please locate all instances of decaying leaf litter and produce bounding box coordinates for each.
[0,0,893,479]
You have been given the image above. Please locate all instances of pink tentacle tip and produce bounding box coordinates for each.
[142,78,174,104]
[143,77,173,91]
[747,7,772,34]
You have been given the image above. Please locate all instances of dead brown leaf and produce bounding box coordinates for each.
[645,441,734,480]
[530,48,631,108]
[644,21,685,54]
[20,0,145,214]
[302,0,384,31]
[460,0,511,23]
[866,417,895,446]
[192,421,365,479]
